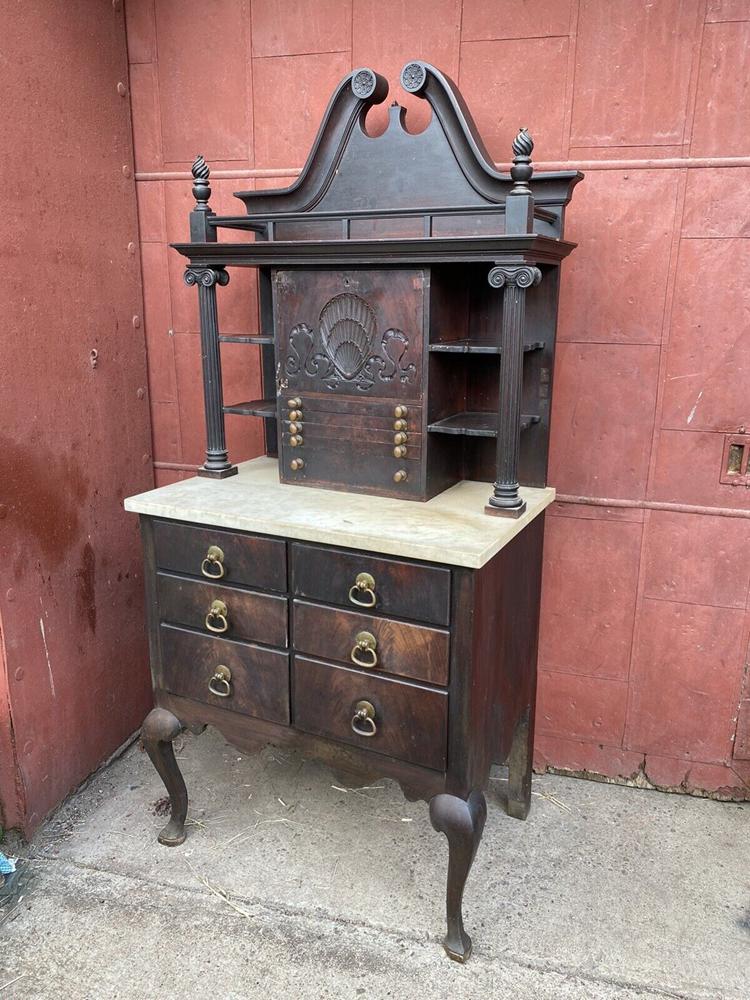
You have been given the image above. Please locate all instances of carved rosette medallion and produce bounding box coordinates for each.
[401,61,427,93]
[351,68,377,99]
[284,292,416,392]
[184,267,230,289]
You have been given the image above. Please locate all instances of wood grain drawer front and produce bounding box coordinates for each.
[153,520,287,593]
[159,624,289,725]
[293,656,447,771]
[157,574,287,649]
[291,544,451,626]
[293,601,448,686]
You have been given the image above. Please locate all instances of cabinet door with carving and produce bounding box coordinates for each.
[273,269,425,399]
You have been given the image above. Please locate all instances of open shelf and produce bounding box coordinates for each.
[219,334,274,345]
[223,398,276,418]
[428,339,545,355]
[427,411,540,437]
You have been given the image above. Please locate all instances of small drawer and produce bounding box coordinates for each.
[293,600,448,686]
[292,656,447,771]
[159,624,289,725]
[157,573,288,649]
[153,520,286,593]
[291,543,450,626]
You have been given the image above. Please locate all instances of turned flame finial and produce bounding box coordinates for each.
[509,128,534,195]
[191,154,211,208]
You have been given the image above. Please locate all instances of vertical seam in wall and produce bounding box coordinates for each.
[643,171,688,500]
[350,0,355,71]
[455,0,463,84]
[250,0,255,167]
[149,6,182,467]
[686,1,709,156]
[561,0,581,159]
[151,2,166,169]
[621,508,650,751]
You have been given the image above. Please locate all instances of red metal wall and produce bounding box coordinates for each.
[125,0,750,798]
[0,3,154,833]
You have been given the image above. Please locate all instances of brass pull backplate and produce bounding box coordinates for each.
[351,631,378,669]
[205,598,229,633]
[351,699,377,737]
[201,545,225,579]
[208,664,232,698]
[348,572,376,608]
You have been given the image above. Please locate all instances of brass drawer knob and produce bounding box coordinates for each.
[393,419,407,431]
[208,664,232,698]
[201,545,225,579]
[351,699,377,737]
[290,434,303,447]
[288,409,303,421]
[393,445,407,458]
[393,431,408,445]
[394,405,408,418]
[393,470,408,483]
[348,572,376,608]
[290,458,304,471]
[288,421,302,434]
[205,599,229,633]
[287,397,302,408]
[351,631,378,669]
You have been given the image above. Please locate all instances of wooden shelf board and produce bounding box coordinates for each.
[218,335,274,345]
[223,399,276,418]
[428,340,545,355]
[427,411,540,438]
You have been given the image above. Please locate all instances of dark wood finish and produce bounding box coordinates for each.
[141,707,188,847]
[140,56,575,961]
[159,624,290,725]
[174,64,578,501]
[429,791,487,962]
[156,573,288,649]
[152,519,287,592]
[291,542,451,626]
[156,690,447,802]
[293,600,449,685]
[292,655,448,771]
[137,510,547,960]
[184,257,236,479]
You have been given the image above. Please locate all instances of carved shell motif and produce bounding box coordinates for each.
[319,293,376,379]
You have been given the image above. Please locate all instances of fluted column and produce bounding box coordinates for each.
[485,264,542,517]
[184,266,237,479]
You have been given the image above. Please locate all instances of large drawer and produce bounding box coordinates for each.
[159,624,289,725]
[292,656,447,771]
[293,600,448,686]
[291,543,450,626]
[153,520,287,593]
[157,573,288,649]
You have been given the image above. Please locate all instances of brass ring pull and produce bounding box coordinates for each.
[201,545,225,579]
[351,700,377,737]
[351,631,378,669]
[348,572,376,608]
[205,599,229,634]
[208,664,232,698]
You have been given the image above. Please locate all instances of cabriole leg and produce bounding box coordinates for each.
[141,707,188,847]
[429,790,487,962]
[507,706,534,821]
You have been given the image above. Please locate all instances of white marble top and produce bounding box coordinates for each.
[124,458,555,569]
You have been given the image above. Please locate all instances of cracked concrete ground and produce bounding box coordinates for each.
[1,728,748,1000]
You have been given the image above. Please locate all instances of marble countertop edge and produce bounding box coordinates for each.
[124,459,555,569]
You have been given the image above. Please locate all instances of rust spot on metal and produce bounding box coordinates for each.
[0,434,88,566]
[75,542,97,634]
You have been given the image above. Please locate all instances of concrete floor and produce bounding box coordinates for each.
[0,729,747,1000]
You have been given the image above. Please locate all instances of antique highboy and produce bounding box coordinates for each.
[125,62,581,961]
